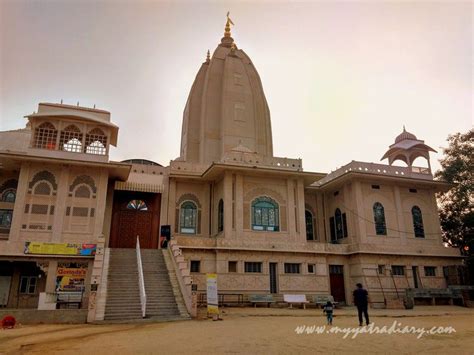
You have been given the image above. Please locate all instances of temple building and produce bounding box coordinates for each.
[0,18,463,322]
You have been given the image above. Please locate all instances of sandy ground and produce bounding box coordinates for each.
[1,306,473,354]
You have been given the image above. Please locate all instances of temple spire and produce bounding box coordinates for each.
[224,11,234,38]
[220,12,235,47]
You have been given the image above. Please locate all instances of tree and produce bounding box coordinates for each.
[435,129,474,279]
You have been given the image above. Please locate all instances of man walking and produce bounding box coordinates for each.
[353,283,370,326]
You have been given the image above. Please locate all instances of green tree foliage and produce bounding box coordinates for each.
[435,129,473,260]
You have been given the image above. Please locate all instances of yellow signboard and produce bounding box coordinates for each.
[206,273,219,315]
[24,242,96,256]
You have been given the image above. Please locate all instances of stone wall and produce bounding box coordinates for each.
[0,309,87,324]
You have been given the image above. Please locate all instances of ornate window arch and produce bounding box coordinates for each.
[28,171,57,193]
[1,189,16,202]
[60,125,83,153]
[0,179,18,203]
[74,185,92,199]
[33,181,53,196]
[251,196,279,232]
[33,122,58,150]
[180,201,197,234]
[373,202,387,235]
[69,175,97,198]
[85,128,107,155]
[24,171,57,231]
[411,206,425,238]
[218,199,224,233]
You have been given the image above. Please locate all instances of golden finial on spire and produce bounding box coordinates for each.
[224,11,234,38]
[206,50,210,63]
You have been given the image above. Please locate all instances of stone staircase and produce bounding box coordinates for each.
[141,249,189,320]
[103,248,190,322]
[104,248,142,321]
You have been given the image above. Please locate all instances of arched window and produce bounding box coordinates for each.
[33,182,52,195]
[127,200,148,211]
[69,175,97,198]
[74,185,91,198]
[28,171,57,192]
[412,206,425,238]
[33,122,58,150]
[1,189,16,202]
[252,197,279,231]
[60,125,83,153]
[218,199,224,233]
[85,128,107,155]
[180,201,197,234]
[305,210,315,241]
[373,202,387,235]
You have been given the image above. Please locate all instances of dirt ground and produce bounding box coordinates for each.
[1,306,473,354]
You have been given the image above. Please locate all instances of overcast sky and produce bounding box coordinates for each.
[0,0,472,173]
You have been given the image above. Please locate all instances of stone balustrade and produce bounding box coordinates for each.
[168,240,196,317]
[170,161,210,175]
[221,152,302,171]
[315,160,433,186]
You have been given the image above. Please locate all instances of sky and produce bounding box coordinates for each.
[0,0,472,174]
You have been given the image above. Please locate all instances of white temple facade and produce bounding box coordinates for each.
[0,18,462,322]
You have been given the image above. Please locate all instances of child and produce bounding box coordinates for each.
[323,301,334,325]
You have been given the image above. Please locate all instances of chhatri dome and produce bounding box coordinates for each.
[179,14,273,164]
[381,126,437,170]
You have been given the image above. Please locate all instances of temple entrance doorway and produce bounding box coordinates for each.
[109,191,161,249]
[329,265,346,303]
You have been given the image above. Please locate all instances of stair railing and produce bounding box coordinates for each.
[136,236,147,318]
[168,240,196,317]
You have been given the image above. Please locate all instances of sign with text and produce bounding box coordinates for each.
[24,242,96,256]
[206,273,219,315]
[56,262,88,292]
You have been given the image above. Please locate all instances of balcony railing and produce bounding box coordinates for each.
[315,160,433,186]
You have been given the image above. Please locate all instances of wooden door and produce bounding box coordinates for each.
[329,265,346,303]
[269,263,278,294]
[109,191,160,249]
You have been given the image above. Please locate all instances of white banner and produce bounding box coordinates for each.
[206,273,219,315]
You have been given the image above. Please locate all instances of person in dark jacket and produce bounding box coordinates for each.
[323,301,334,325]
[353,283,370,326]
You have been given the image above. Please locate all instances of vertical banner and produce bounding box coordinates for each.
[206,273,219,315]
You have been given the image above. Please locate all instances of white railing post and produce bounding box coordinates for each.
[136,236,147,318]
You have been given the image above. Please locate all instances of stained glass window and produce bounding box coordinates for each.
[412,206,425,238]
[180,201,197,234]
[2,189,16,202]
[373,202,387,235]
[126,200,148,211]
[252,197,279,232]
[0,209,13,229]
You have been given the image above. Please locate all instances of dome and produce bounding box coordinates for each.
[395,126,417,143]
[179,18,273,164]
